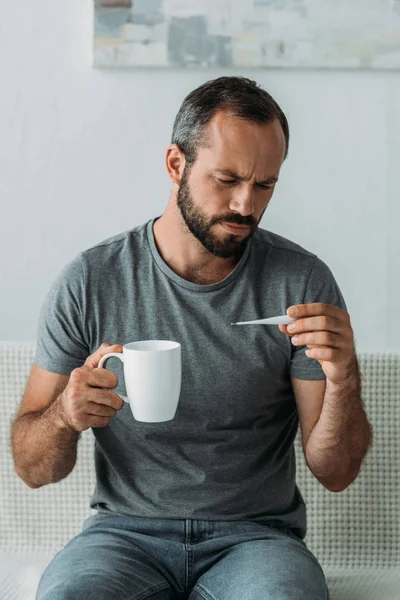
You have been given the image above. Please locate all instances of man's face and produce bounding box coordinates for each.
[176,112,286,260]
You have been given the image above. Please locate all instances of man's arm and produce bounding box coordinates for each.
[292,374,373,493]
[282,302,373,493]
[11,344,124,489]
[10,365,80,488]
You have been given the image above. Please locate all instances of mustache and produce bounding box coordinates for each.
[215,216,257,228]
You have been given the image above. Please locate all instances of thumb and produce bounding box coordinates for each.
[84,342,123,369]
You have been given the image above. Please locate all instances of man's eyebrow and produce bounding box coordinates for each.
[214,169,278,184]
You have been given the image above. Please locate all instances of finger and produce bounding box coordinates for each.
[292,332,342,348]
[84,343,123,369]
[287,316,344,335]
[287,303,349,321]
[72,364,119,389]
[305,346,343,361]
[91,416,113,429]
[85,400,118,417]
[90,367,119,389]
[86,388,124,410]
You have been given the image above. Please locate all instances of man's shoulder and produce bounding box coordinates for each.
[254,227,317,260]
[80,220,149,264]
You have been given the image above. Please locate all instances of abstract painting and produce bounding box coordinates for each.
[94,0,400,69]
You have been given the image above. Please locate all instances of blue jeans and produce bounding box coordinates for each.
[36,515,330,600]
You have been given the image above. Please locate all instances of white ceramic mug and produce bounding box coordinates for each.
[98,340,181,423]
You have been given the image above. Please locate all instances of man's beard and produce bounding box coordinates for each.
[176,166,258,260]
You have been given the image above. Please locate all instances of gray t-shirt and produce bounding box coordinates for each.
[34,217,347,539]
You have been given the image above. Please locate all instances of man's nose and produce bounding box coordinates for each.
[229,185,255,216]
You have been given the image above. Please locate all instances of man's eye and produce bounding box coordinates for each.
[217,178,236,185]
[217,178,274,190]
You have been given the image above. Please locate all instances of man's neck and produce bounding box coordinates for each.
[152,210,239,285]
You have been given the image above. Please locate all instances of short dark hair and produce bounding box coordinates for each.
[171,76,289,165]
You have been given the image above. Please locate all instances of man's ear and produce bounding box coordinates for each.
[166,144,186,185]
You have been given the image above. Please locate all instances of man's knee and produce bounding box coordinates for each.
[37,573,112,600]
[37,566,173,600]
[37,576,173,600]
[35,527,174,600]
[37,578,88,600]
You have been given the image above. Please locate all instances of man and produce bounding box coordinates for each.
[11,76,372,600]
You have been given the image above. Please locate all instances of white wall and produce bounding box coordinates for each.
[1,0,399,352]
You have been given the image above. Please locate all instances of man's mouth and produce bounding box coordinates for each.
[220,222,252,234]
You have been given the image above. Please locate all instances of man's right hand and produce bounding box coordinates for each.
[58,343,125,432]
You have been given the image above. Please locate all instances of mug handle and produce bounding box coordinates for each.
[98,352,129,403]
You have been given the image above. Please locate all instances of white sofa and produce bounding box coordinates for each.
[1,342,399,600]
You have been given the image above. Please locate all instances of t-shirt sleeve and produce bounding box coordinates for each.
[289,256,348,380]
[34,254,90,375]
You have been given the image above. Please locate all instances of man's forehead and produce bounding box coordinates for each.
[196,118,284,176]
[199,112,286,160]
[205,111,282,140]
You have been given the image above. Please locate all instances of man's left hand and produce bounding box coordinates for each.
[279,303,358,385]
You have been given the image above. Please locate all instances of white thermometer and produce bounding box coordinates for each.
[231,315,298,326]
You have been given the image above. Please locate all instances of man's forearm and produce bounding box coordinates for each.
[305,372,373,492]
[11,397,80,488]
